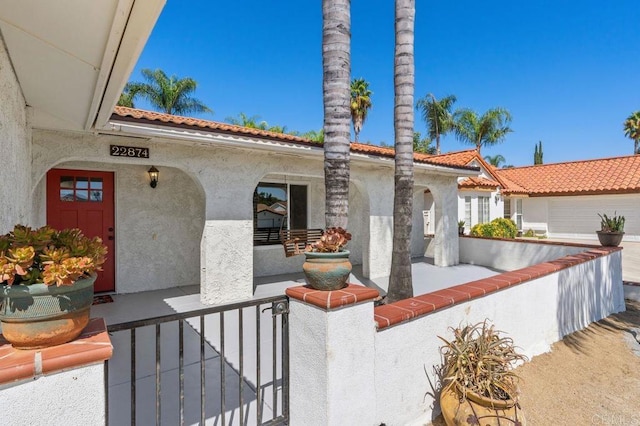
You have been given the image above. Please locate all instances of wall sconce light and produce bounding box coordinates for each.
[148,166,159,188]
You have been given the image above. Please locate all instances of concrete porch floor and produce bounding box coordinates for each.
[93,258,500,425]
[93,257,501,326]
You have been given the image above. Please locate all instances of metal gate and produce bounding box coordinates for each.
[105,295,289,425]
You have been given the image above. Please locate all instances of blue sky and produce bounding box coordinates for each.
[129,1,640,167]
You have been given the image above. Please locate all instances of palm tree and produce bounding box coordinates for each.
[350,78,372,141]
[453,107,513,153]
[413,132,436,154]
[484,154,506,168]
[322,0,351,228]
[117,86,137,108]
[387,0,415,303]
[623,111,640,154]
[416,93,457,154]
[225,113,266,129]
[125,68,212,115]
[301,129,324,143]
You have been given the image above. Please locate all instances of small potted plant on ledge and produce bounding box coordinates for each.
[597,212,625,247]
[457,220,465,236]
[0,225,107,349]
[438,320,528,425]
[302,227,352,291]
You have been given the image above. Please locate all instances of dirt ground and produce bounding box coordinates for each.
[430,300,640,425]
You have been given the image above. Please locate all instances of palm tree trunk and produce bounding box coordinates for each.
[322,0,351,229]
[388,0,415,303]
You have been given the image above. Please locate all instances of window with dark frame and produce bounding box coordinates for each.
[253,182,307,246]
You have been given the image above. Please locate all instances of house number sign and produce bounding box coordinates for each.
[110,145,150,158]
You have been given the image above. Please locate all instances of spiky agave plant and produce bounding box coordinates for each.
[598,212,625,233]
[439,320,528,403]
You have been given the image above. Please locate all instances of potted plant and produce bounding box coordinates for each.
[438,320,528,425]
[596,212,625,247]
[302,227,352,291]
[457,220,465,236]
[0,225,107,349]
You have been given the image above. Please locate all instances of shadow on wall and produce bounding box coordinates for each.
[556,256,622,352]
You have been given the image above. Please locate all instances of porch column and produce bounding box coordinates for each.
[361,177,394,279]
[431,178,460,266]
[286,285,379,425]
[198,171,259,305]
[0,318,112,425]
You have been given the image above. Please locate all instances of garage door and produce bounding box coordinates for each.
[548,195,640,236]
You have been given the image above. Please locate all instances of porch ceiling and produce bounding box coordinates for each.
[0,0,165,131]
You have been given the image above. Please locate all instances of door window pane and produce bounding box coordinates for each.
[90,191,103,202]
[90,178,103,190]
[75,190,89,202]
[60,176,74,189]
[76,177,89,189]
[60,189,74,201]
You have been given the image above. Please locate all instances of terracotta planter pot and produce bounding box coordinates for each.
[440,383,526,426]
[0,274,96,349]
[303,250,351,291]
[596,231,624,247]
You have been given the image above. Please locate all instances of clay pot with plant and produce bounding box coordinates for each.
[302,227,352,291]
[438,320,528,425]
[0,225,107,349]
[596,212,625,247]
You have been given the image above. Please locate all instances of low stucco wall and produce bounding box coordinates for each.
[459,236,589,270]
[373,248,624,424]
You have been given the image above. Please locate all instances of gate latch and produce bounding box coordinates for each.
[262,301,289,316]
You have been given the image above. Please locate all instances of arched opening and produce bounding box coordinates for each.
[34,161,205,294]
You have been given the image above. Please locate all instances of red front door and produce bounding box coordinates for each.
[46,169,115,292]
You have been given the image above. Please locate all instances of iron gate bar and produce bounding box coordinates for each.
[131,328,136,425]
[155,324,161,426]
[239,308,245,426]
[200,316,206,426]
[220,311,226,425]
[256,305,262,424]
[179,319,185,425]
[105,294,289,426]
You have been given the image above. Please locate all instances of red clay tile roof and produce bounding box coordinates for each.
[495,155,640,196]
[459,176,501,190]
[111,107,478,172]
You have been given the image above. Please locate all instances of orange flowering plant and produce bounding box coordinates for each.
[0,225,107,287]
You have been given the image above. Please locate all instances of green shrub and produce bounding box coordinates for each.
[523,229,536,237]
[470,218,518,239]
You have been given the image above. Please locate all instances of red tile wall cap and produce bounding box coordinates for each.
[0,318,113,386]
[375,246,618,330]
[286,284,379,311]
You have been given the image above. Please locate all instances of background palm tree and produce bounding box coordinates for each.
[350,78,372,141]
[125,68,212,115]
[413,132,436,154]
[453,107,512,153]
[117,87,137,108]
[623,111,640,154]
[225,112,267,129]
[416,93,457,154]
[484,154,506,168]
[387,0,415,303]
[322,0,351,228]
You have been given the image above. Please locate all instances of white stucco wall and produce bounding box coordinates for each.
[1,363,106,426]
[31,126,469,302]
[460,237,588,271]
[32,152,204,294]
[289,300,376,425]
[288,246,624,425]
[374,249,624,424]
[0,36,31,232]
